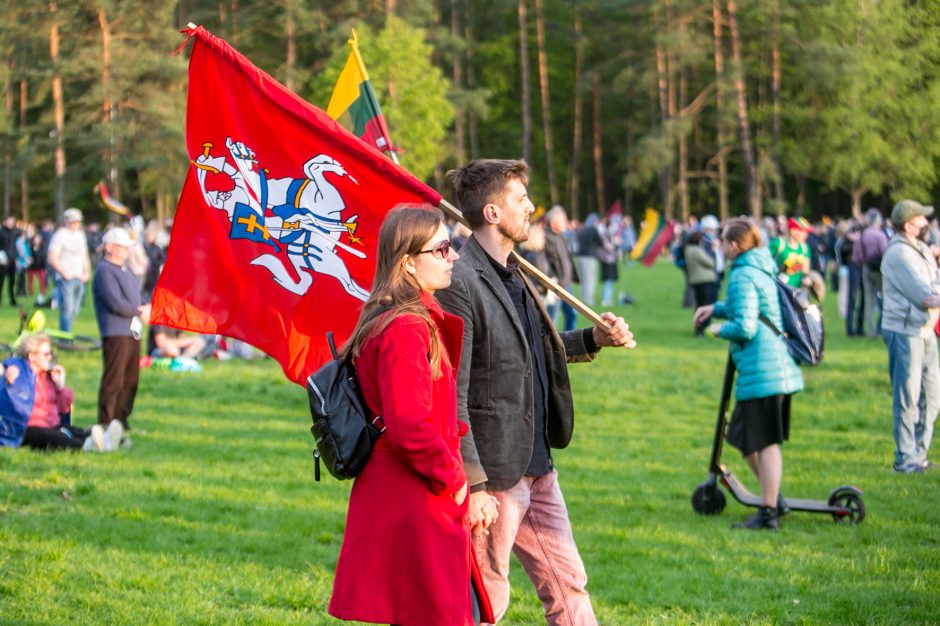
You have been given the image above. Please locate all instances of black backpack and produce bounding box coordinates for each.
[307,333,384,481]
[759,277,825,366]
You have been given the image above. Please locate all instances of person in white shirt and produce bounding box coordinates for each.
[47,208,91,333]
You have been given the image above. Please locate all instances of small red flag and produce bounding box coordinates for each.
[151,26,441,385]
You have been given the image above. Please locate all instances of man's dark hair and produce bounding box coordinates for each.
[447,159,529,230]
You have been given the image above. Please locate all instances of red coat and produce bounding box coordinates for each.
[329,293,494,626]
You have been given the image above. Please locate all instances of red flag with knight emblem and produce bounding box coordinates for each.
[151,26,441,385]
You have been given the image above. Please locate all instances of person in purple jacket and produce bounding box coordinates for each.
[92,227,150,440]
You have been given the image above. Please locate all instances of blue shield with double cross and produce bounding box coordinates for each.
[230,202,280,252]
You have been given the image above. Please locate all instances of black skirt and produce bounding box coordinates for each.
[600,261,619,281]
[725,394,791,456]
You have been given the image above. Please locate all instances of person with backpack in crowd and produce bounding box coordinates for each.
[880,200,940,474]
[693,218,804,530]
[853,208,889,338]
[328,205,493,626]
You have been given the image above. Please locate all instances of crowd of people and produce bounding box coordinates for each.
[0,208,259,454]
[0,166,936,625]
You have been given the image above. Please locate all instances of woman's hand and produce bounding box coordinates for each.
[452,481,468,506]
[693,305,714,327]
[705,322,723,337]
[467,491,500,536]
[4,364,19,385]
[50,365,66,389]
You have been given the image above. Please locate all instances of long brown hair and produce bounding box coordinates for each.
[341,205,448,378]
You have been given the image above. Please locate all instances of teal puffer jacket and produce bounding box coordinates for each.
[713,246,804,401]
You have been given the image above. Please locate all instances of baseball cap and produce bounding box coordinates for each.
[102,227,133,247]
[891,199,934,228]
[787,216,812,233]
[63,208,83,223]
[700,215,720,231]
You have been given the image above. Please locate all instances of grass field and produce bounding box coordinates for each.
[1,262,938,625]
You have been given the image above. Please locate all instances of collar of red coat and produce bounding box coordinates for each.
[419,289,464,369]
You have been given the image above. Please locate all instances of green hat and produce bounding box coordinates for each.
[891,199,933,228]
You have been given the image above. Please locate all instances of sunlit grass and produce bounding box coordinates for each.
[0,261,937,625]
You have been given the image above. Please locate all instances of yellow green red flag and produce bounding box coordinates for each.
[630,208,676,267]
[326,31,397,159]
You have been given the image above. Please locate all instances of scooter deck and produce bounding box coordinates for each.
[719,465,849,514]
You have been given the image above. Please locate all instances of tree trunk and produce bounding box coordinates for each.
[654,40,672,217]
[230,0,238,44]
[727,0,761,218]
[534,0,556,204]
[568,0,583,217]
[285,0,296,92]
[465,20,479,159]
[386,0,396,16]
[677,18,689,221]
[19,76,28,222]
[770,3,784,203]
[712,0,729,221]
[451,0,465,164]
[518,0,531,165]
[4,56,12,218]
[592,75,605,216]
[50,2,66,222]
[99,8,118,200]
[851,186,865,218]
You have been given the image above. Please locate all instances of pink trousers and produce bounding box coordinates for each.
[474,470,597,626]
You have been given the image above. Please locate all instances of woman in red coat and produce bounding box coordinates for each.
[329,206,494,626]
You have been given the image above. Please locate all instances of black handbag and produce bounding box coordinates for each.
[307,332,384,481]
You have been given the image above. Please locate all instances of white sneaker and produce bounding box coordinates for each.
[104,420,124,452]
[84,424,106,452]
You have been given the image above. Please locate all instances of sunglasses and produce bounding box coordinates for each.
[414,239,452,260]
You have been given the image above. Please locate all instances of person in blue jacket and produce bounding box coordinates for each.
[693,218,804,530]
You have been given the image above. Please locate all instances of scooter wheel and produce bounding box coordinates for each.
[827,487,865,525]
[692,483,726,516]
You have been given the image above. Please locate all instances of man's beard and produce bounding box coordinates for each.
[498,219,529,245]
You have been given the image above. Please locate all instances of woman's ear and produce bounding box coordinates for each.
[402,255,417,275]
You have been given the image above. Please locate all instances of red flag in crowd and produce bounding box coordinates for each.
[151,26,441,385]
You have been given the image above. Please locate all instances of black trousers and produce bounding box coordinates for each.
[98,335,141,429]
[0,263,16,306]
[22,425,90,450]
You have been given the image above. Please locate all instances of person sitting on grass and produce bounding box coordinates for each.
[0,334,122,452]
[148,325,208,360]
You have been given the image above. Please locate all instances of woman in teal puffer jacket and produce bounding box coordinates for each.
[693,218,803,530]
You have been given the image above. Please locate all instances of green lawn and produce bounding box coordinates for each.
[1,263,938,625]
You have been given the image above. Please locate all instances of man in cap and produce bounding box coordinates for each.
[93,227,150,437]
[880,200,940,473]
[48,208,91,332]
[769,216,813,288]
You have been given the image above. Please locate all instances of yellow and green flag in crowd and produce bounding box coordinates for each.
[630,208,676,267]
[326,31,397,161]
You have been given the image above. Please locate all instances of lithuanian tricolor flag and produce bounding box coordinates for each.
[95,181,130,216]
[630,208,676,267]
[326,31,397,160]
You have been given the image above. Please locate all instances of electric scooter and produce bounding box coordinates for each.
[691,356,865,525]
